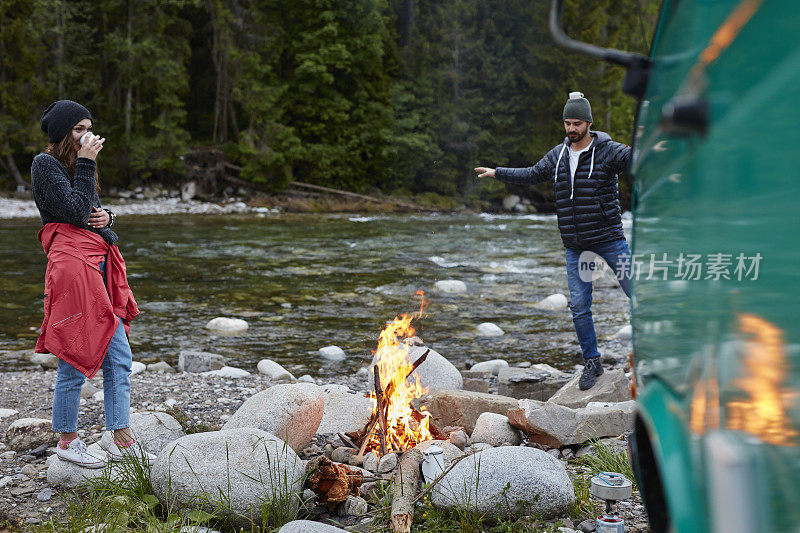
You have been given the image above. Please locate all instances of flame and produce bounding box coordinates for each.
[366,292,434,453]
[725,314,798,446]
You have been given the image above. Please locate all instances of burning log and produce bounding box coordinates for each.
[390,449,423,533]
[306,456,363,511]
[374,366,389,456]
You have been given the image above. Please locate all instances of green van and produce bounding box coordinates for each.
[551,1,800,531]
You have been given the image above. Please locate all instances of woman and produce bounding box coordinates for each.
[31,100,155,467]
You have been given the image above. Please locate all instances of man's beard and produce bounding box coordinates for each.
[568,127,588,143]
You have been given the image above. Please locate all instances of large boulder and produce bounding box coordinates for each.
[509,400,637,448]
[46,446,120,488]
[431,446,574,520]
[370,345,462,393]
[178,350,226,373]
[278,521,350,533]
[128,411,186,456]
[316,385,373,436]
[5,418,58,452]
[222,383,324,452]
[152,429,304,529]
[497,367,572,401]
[415,389,518,435]
[548,369,632,409]
[470,413,521,447]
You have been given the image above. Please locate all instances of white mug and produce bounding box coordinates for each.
[79,131,101,145]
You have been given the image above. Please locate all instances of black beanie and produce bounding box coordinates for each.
[562,91,593,122]
[40,100,92,143]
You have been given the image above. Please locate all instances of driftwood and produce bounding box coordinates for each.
[306,456,363,511]
[390,449,423,533]
[216,160,437,212]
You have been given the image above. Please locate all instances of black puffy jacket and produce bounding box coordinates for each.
[495,130,630,249]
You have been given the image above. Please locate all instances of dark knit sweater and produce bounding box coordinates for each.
[31,153,118,245]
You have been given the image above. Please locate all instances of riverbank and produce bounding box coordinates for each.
[0,354,647,532]
[0,186,542,218]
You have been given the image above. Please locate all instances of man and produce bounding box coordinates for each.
[475,91,632,390]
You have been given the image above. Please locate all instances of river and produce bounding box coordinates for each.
[0,212,631,377]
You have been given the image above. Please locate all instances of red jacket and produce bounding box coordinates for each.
[35,223,139,378]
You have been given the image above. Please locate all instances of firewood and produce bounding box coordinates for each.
[390,448,423,533]
[374,366,388,456]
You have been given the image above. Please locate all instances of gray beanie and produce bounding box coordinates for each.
[563,91,592,122]
[40,100,92,143]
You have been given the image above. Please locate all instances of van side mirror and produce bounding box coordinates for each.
[549,0,652,99]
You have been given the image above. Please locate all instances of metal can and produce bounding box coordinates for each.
[597,513,625,533]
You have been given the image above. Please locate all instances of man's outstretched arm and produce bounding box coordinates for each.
[475,150,557,186]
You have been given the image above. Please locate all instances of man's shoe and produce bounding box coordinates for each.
[101,434,157,465]
[56,438,108,469]
[578,357,604,390]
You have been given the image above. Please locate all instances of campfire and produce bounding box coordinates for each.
[349,290,446,456]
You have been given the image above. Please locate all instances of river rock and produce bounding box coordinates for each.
[338,495,368,517]
[46,445,122,488]
[147,361,176,373]
[29,352,59,370]
[431,446,573,520]
[0,408,18,419]
[131,361,146,376]
[180,181,197,201]
[470,359,509,375]
[534,293,568,310]
[203,365,251,379]
[257,359,295,381]
[362,451,378,472]
[415,389,518,434]
[497,366,572,401]
[475,323,505,337]
[470,413,521,446]
[127,411,186,456]
[316,385,373,436]
[548,369,631,408]
[378,452,398,473]
[5,418,58,452]
[503,195,521,211]
[614,324,632,340]
[205,317,249,335]
[152,428,304,529]
[509,399,637,448]
[318,346,346,362]
[178,350,226,373]
[278,521,350,533]
[222,383,324,452]
[370,345,462,393]
[434,279,467,293]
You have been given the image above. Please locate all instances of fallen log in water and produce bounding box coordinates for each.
[390,449,423,533]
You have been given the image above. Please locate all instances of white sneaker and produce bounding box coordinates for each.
[56,439,108,469]
[100,435,157,465]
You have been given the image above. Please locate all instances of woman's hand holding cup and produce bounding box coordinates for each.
[77,132,105,161]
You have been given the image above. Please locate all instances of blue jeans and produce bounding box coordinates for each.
[565,238,632,360]
[52,260,132,432]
